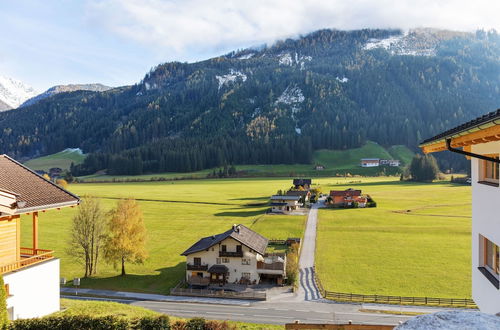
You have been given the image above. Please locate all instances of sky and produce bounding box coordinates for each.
[1,0,499,91]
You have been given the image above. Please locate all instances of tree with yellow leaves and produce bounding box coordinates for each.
[103,199,147,276]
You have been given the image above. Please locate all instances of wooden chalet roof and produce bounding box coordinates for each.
[293,178,311,185]
[330,189,362,197]
[0,155,80,214]
[181,224,268,256]
[420,109,500,153]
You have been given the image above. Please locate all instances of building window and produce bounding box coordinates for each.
[242,258,251,265]
[221,245,227,252]
[216,257,229,264]
[479,235,499,288]
[241,272,251,280]
[193,257,201,266]
[236,245,242,253]
[479,155,499,186]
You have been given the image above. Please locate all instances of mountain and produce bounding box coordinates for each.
[21,83,112,107]
[0,75,38,111]
[0,28,499,175]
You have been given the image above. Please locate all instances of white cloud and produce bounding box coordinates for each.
[86,0,500,62]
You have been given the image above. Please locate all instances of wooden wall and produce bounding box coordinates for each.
[0,216,20,266]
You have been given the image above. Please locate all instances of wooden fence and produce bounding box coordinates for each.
[312,267,476,308]
[170,287,266,300]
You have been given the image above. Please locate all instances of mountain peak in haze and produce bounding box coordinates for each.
[21,83,113,107]
[0,75,38,111]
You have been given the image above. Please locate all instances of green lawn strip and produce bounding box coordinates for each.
[58,299,283,329]
[315,179,471,299]
[21,178,306,294]
[24,149,86,171]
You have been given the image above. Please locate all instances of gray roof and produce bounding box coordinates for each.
[208,265,229,274]
[271,195,300,201]
[181,224,268,256]
[293,178,311,185]
[286,190,308,196]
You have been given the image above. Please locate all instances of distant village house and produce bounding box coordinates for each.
[181,224,286,286]
[270,195,301,213]
[328,188,369,208]
[293,178,311,190]
[360,158,400,167]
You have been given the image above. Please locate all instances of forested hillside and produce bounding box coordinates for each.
[0,28,499,175]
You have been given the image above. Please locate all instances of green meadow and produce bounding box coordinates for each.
[20,178,307,293]
[315,178,472,299]
[19,175,471,299]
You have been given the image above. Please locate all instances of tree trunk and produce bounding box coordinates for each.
[121,257,126,276]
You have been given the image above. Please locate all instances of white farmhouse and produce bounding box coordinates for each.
[181,224,286,286]
[0,155,80,320]
[421,109,500,314]
[270,195,301,213]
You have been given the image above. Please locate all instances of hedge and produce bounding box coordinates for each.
[0,275,8,329]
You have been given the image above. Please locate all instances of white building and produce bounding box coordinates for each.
[181,224,286,286]
[360,158,380,167]
[270,195,301,213]
[0,155,80,320]
[421,109,500,314]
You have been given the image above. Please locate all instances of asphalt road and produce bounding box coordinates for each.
[132,300,412,326]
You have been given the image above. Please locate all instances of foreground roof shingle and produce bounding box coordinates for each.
[181,224,268,256]
[0,155,80,214]
[420,109,500,146]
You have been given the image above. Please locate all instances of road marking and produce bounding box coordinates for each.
[159,309,197,313]
[253,314,295,319]
[274,308,289,311]
[316,311,330,314]
[296,309,310,312]
[206,312,244,316]
[306,318,334,322]
[252,307,269,310]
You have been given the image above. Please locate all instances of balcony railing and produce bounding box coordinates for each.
[186,264,208,271]
[0,248,54,275]
[257,261,285,271]
[219,251,243,257]
[187,276,210,286]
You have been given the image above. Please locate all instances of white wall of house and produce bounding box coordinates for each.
[471,140,500,314]
[4,258,60,320]
[185,237,262,284]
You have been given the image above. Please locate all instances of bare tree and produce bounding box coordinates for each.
[67,196,106,277]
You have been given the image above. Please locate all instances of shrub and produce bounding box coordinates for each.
[286,243,300,287]
[185,317,205,330]
[171,320,187,330]
[132,315,170,329]
[204,320,236,330]
[9,315,129,330]
[0,275,7,329]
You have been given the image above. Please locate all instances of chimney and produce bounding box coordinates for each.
[233,224,240,233]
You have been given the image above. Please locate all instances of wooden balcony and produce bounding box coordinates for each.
[187,276,210,286]
[257,261,285,271]
[186,264,208,271]
[0,247,54,275]
[219,251,243,257]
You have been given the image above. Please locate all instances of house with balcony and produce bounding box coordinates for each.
[270,195,301,213]
[181,224,286,286]
[285,190,310,203]
[420,109,500,314]
[292,178,311,190]
[329,188,368,207]
[0,155,80,320]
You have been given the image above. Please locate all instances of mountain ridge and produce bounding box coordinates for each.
[0,27,499,175]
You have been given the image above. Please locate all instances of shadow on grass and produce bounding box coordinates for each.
[73,262,185,295]
[229,196,269,201]
[215,208,266,217]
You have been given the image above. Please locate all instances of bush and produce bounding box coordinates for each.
[171,320,187,330]
[203,320,236,330]
[132,315,170,329]
[409,154,440,182]
[0,275,7,329]
[286,243,300,287]
[186,318,205,330]
[9,315,129,330]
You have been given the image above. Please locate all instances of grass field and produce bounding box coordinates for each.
[24,148,85,171]
[315,178,472,299]
[77,142,413,182]
[20,178,307,293]
[59,299,283,329]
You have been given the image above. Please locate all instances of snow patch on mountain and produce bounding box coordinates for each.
[275,85,305,105]
[336,77,349,83]
[21,84,112,107]
[364,30,439,56]
[216,69,247,90]
[0,75,38,110]
[237,53,254,60]
[278,52,312,70]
